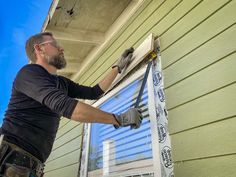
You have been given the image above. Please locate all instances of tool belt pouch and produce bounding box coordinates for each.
[3,163,31,177]
[0,144,8,161]
[0,144,10,173]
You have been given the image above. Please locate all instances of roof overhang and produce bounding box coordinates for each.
[42,0,146,80]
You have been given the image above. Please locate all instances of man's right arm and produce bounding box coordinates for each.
[71,101,119,125]
[71,101,143,129]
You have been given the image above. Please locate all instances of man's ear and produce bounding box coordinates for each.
[34,44,43,53]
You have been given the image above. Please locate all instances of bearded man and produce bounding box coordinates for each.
[0,32,142,177]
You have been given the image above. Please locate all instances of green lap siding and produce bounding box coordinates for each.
[163,0,236,176]
[44,163,80,177]
[44,0,236,176]
[174,154,236,177]
[78,0,236,176]
[168,83,236,134]
[165,52,236,109]
[44,121,83,177]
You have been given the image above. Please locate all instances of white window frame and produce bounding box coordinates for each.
[82,65,160,177]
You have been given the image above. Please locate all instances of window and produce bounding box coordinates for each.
[87,67,155,176]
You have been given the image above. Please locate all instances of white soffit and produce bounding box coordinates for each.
[42,0,146,79]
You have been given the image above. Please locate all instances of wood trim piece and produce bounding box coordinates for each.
[109,33,154,91]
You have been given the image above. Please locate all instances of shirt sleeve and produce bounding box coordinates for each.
[14,65,78,118]
[62,76,104,99]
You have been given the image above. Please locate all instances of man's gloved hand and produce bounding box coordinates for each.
[112,47,134,73]
[113,108,143,129]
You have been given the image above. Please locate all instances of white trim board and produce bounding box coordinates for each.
[109,33,154,91]
[147,67,162,177]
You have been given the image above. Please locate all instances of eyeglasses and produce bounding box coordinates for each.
[37,40,61,49]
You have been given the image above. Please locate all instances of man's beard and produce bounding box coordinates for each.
[44,53,67,69]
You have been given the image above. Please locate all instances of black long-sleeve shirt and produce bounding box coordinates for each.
[1,64,104,162]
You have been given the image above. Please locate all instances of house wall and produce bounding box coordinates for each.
[44,0,236,176]
[44,119,83,177]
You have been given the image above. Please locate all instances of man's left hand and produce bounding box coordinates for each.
[113,47,134,73]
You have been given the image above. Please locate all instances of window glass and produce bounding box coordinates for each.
[88,75,152,171]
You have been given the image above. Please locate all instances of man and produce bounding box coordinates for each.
[0,32,142,177]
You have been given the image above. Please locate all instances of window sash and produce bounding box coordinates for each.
[86,66,155,175]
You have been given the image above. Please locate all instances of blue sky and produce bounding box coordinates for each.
[0,1,52,124]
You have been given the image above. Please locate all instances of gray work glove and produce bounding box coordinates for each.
[113,108,143,129]
[112,47,134,73]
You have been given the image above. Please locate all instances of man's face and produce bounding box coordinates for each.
[39,36,67,69]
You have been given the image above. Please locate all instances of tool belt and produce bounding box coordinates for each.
[0,140,44,177]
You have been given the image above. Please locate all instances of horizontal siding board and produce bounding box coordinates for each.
[47,136,82,162]
[171,116,236,161]
[168,83,236,134]
[151,0,202,37]
[99,0,183,56]
[160,0,230,50]
[58,118,70,129]
[44,149,81,172]
[98,120,150,145]
[109,165,154,177]
[88,159,153,177]
[44,163,79,177]
[99,108,148,136]
[89,78,152,171]
[162,0,236,68]
[164,24,236,88]
[100,90,148,117]
[52,123,83,150]
[55,121,79,140]
[97,122,151,158]
[97,134,151,160]
[174,154,236,177]
[165,52,236,109]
